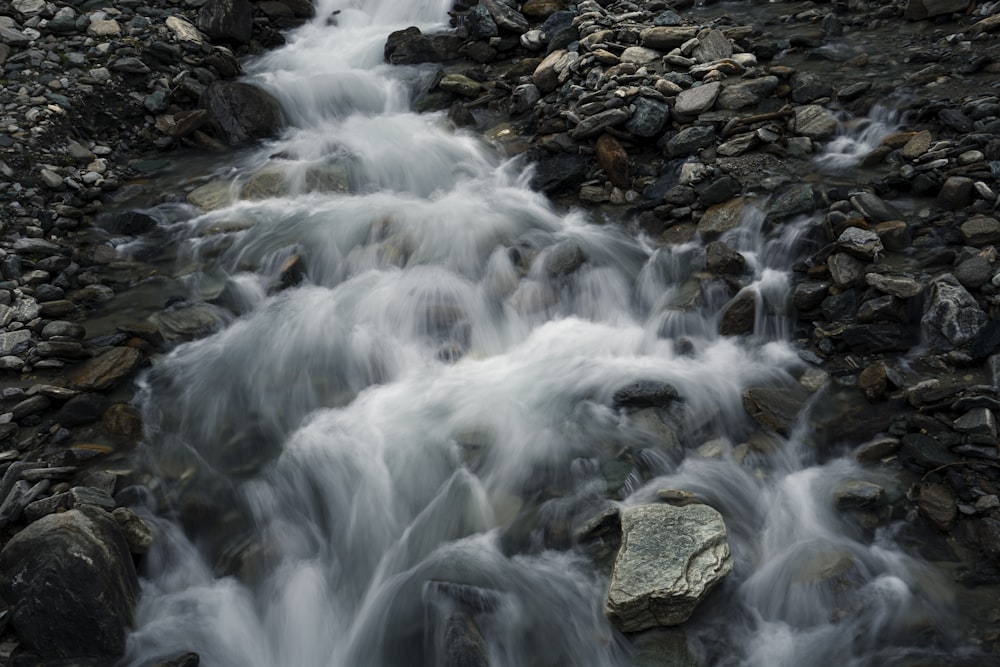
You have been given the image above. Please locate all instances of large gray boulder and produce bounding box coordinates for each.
[606,504,733,632]
[202,81,286,146]
[198,0,253,44]
[921,274,988,351]
[0,508,139,660]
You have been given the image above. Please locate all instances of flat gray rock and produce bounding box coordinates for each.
[674,82,721,117]
[606,504,732,632]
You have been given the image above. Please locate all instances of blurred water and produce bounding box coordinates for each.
[123,2,965,666]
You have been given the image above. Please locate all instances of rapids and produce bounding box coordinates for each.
[121,2,973,666]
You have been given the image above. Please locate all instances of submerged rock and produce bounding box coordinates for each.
[606,504,732,631]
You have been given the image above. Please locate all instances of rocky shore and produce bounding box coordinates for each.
[0,0,999,664]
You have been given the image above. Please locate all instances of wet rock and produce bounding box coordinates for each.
[792,105,838,139]
[697,197,748,237]
[153,653,201,667]
[596,134,630,189]
[705,241,746,275]
[953,408,997,441]
[918,482,958,531]
[674,82,721,117]
[530,153,589,194]
[719,290,756,336]
[960,217,1000,247]
[834,480,884,509]
[921,275,988,352]
[612,381,681,409]
[828,252,866,288]
[69,347,145,392]
[900,432,959,470]
[544,239,586,275]
[626,98,671,139]
[692,29,733,64]
[696,176,741,207]
[741,386,809,436]
[572,108,630,140]
[837,227,883,261]
[464,5,498,40]
[202,81,285,146]
[790,72,832,104]
[481,0,529,34]
[905,0,972,20]
[938,176,975,210]
[606,504,732,631]
[198,0,253,44]
[0,508,138,660]
[865,273,922,298]
[54,393,109,427]
[641,26,698,50]
[954,255,992,289]
[769,184,815,220]
[112,507,154,555]
[664,125,715,157]
[851,192,902,223]
[857,361,889,402]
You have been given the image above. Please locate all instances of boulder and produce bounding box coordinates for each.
[719,290,757,336]
[481,0,529,33]
[905,0,971,20]
[202,81,285,146]
[741,386,808,436]
[69,347,145,392]
[612,380,681,409]
[674,82,721,117]
[606,504,732,631]
[198,0,253,44]
[596,134,630,189]
[626,97,670,138]
[0,508,138,660]
[921,274,988,351]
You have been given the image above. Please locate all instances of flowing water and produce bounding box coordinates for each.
[120,2,977,666]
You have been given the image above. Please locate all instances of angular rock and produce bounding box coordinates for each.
[596,134,630,189]
[921,274,988,351]
[837,227,883,260]
[960,217,1000,247]
[719,290,756,336]
[742,386,809,436]
[640,26,698,50]
[664,125,715,157]
[828,252,866,288]
[674,82,721,117]
[612,380,681,409]
[198,0,253,44]
[202,81,285,146]
[918,483,958,531]
[571,108,630,140]
[705,241,746,275]
[481,0,529,34]
[834,480,884,509]
[905,0,971,20]
[938,176,975,210]
[692,29,732,64]
[769,184,814,220]
[793,105,838,139]
[697,197,748,237]
[626,97,670,138]
[606,504,732,631]
[69,347,145,392]
[530,153,589,194]
[865,273,922,298]
[0,508,138,660]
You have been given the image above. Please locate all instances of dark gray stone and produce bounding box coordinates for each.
[769,184,815,220]
[719,290,757,336]
[664,125,715,157]
[742,386,809,436]
[921,274,988,351]
[0,508,138,660]
[202,81,285,146]
[613,381,681,409]
[198,0,253,44]
[464,4,498,40]
[626,97,670,139]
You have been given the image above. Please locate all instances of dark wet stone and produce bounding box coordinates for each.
[822,290,859,323]
[954,255,992,289]
[464,4,498,40]
[790,72,832,104]
[481,0,529,33]
[793,281,830,311]
[198,0,253,44]
[851,192,902,223]
[101,210,159,236]
[54,393,110,427]
[841,323,918,353]
[696,176,741,208]
[0,508,138,660]
[626,97,671,139]
[937,176,975,210]
[769,184,815,220]
[202,81,285,146]
[960,217,1000,246]
[613,380,681,409]
[530,153,590,194]
[918,482,957,531]
[69,347,145,392]
[921,274,987,352]
[705,241,746,275]
[938,108,975,133]
[900,433,959,470]
[152,653,201,667]
[742,386,809,436]
[719,290,756,336]
[664,125,715,157]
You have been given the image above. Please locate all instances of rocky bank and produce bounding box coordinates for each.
[0,0,999,664]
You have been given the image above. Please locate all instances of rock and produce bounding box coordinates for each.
[0,330,32,356]
[905,0,971,20]
[901,130,933,160]
[532,49,570,93]
[960,217,1000,247]
[102,210,158,235]
[88,19,122,38]
[153,653,201,667]
[664,125,715,157]
[0,508,138,660]
[792,105,838,139]
[202,81,285,146]
[439,73,482,98]
[612,381,681,409]
[705,241,746,275]
[851,192,902,223]
[719,290,756,336]
[464,5,498,40]
[865,273,922,298]
[741,386,808,436]
[790,72,832,104]
[921,275,988,351]
[857,361,888,402]
[621,46,662,66]
[692,29,732,64]
[954,408,998,440]
[697,176,741,207]
[697,197,748,237]
[481,0,529,34]
[828,252,866,288]
[530,153,589,194]
[640,26,698,50]
[954,255,992,289]
[54,393,109,427]
[918,483,958,531]
[112,507,154,555]
[769,184,815,220]
[606,504,732,631]
[596,134,630,189]
[875,220,911,251]
[165,16,203,43]
[837,227,883,260]
[626,97,670,138]
[522,0,563,18]
[198,0,253,44]
[69,347,145,392]
[544,239,586,275]
[674,82,721,117]
[938,176,975,210]
[901,433,959,470]
[833,480,884,509]
[572,108,630,140]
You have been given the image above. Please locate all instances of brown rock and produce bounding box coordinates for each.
[901,130,932,160]
[719,290,756,336]
[102,403,144,440]
[595,134,630,189]
[70,348,145,392]
[857,361,888,402]
[697,198,749,237]
[918,482,958,531]
[522,0,564,17]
